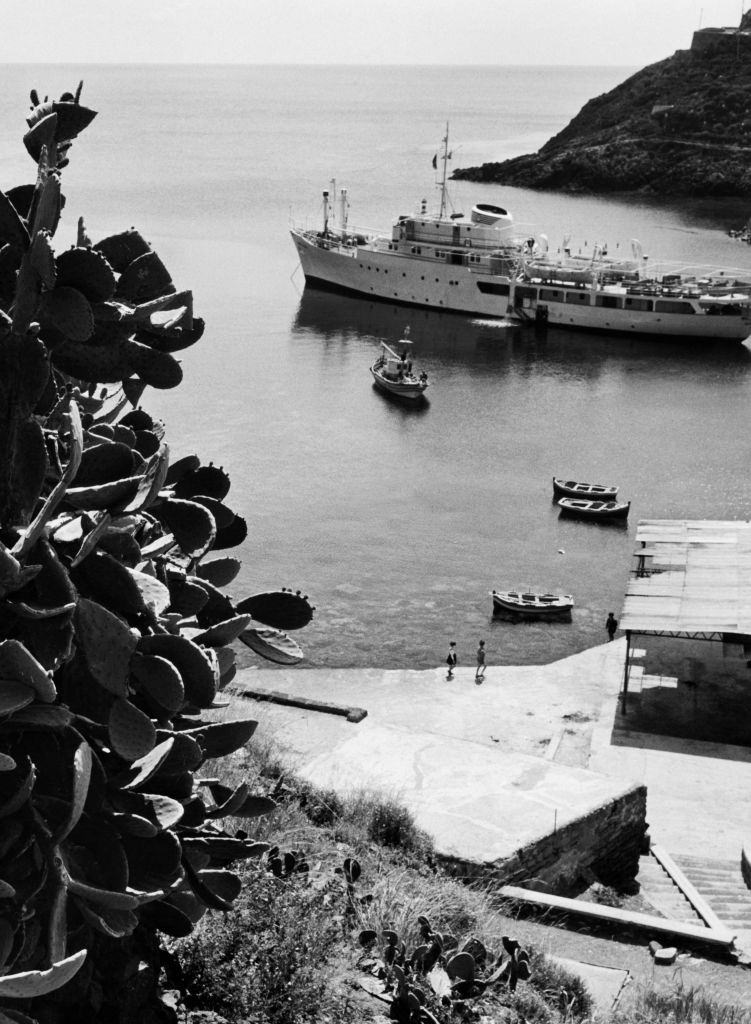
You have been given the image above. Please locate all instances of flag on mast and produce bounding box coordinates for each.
[432,154,437,169]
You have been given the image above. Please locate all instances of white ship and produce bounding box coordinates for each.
[290,127,751,343]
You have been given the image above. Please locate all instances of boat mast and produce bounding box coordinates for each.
[439,122,450,220]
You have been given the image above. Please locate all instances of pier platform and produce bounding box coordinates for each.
[227,638,751,879]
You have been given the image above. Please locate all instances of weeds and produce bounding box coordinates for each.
[177,864,343,1024]
[617,981,751,1024]
[176,739,751,1024]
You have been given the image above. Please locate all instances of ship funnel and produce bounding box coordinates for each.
[471,203,513,227]
[539,233,549,254]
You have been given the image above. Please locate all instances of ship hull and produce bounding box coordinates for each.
[292,230,751,342]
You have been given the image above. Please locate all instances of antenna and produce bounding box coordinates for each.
[439,122,450,220]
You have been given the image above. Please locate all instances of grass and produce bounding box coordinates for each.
[174,733,751,1024]
[614,983,751,1024]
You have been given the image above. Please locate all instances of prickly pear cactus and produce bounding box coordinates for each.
[0,85,314,1024]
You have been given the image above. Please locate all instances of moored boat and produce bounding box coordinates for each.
[557,497,630,521]
[370,331,429,401]
[552,477,619,500]
[291,127,751,342]
[491,589,574,619]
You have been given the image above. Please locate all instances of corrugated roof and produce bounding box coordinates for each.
[620,520,751,637]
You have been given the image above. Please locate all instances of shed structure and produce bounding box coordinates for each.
[619,520,751,712]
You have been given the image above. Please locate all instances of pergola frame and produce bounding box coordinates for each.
[619,520,751,713]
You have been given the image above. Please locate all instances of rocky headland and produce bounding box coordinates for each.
[453,14,751,196]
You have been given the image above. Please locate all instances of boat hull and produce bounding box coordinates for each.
[291,230,751,342]
[370,366,428,400]
[552,478,619,500]
[558,498,630,521]
[491,591,573,620]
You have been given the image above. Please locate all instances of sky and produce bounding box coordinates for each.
[2,0,748,66]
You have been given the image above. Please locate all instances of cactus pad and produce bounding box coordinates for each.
[236,590,314,631]
[56,246,116,302]
[109,697,156,761]
[212,512,248,551]
[173,464,230,502]
[73,440,138,487]
[94,229,151,274]
[165,573,209,617]
[75,598,136,696]
[0,640,56,702]
[137,633,216,709]
[190,614,251,647]
[155,498,216,558]
[130,653,185,716]
[30,229,57,289]
[6,183,35,220]
[0,682,35,716]
[181,720,258,760]
[64,475,144,511]
[0,190,31,249]
[38,285,94,342]
[116,251,174,304]
[137,315,205,354]
[194,556,241,588]
[188,495,235,530]
[119,408,154,432]
[0,948,87,999]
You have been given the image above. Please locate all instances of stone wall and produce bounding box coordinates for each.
[441,782,647,895]
[691,28,751,56]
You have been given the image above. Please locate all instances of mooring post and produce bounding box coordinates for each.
[621,629,631,714]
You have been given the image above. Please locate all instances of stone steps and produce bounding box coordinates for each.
[637,850,751,933]
[637,853,705,926]
[674,854,751,930]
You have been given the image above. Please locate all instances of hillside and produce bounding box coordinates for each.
[453,20,751,196]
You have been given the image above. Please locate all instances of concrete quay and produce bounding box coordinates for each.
[228,638,751,875]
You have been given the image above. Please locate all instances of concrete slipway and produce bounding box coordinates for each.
[227,637,751,868]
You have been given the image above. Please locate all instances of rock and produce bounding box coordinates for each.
[452,13,751,197]
[648,940,662,957]
[654,946,678,965]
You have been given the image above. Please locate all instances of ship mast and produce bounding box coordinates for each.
[439,122,450,220]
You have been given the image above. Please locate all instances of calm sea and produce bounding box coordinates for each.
[5,65,751,670]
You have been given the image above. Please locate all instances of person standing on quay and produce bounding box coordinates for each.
[446,641,457,680]
[606,612,618,641]
[475,640,486,683]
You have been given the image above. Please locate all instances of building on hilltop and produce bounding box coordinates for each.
[691,10,751,56]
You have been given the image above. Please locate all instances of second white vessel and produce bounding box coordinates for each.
[290,127,751,343]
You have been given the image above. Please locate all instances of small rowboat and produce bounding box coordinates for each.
[552,477,618,500]
[491,589,574,620]
[557,497,630,521]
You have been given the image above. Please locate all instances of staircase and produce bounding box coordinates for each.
[637,852,705,925]
[638,849,751,953]
[675,853,751,947]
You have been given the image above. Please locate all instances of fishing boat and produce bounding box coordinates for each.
[552,477,619,500]
[370,331,429,401]
[290,127,751,342]
[491,589,574,620]
[557,497,630,521]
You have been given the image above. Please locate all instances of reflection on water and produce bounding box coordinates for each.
[293,285,751,372]
[276,284,751,670]
[369,384,432,416]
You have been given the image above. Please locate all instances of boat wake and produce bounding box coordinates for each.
[470,318,520,328]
